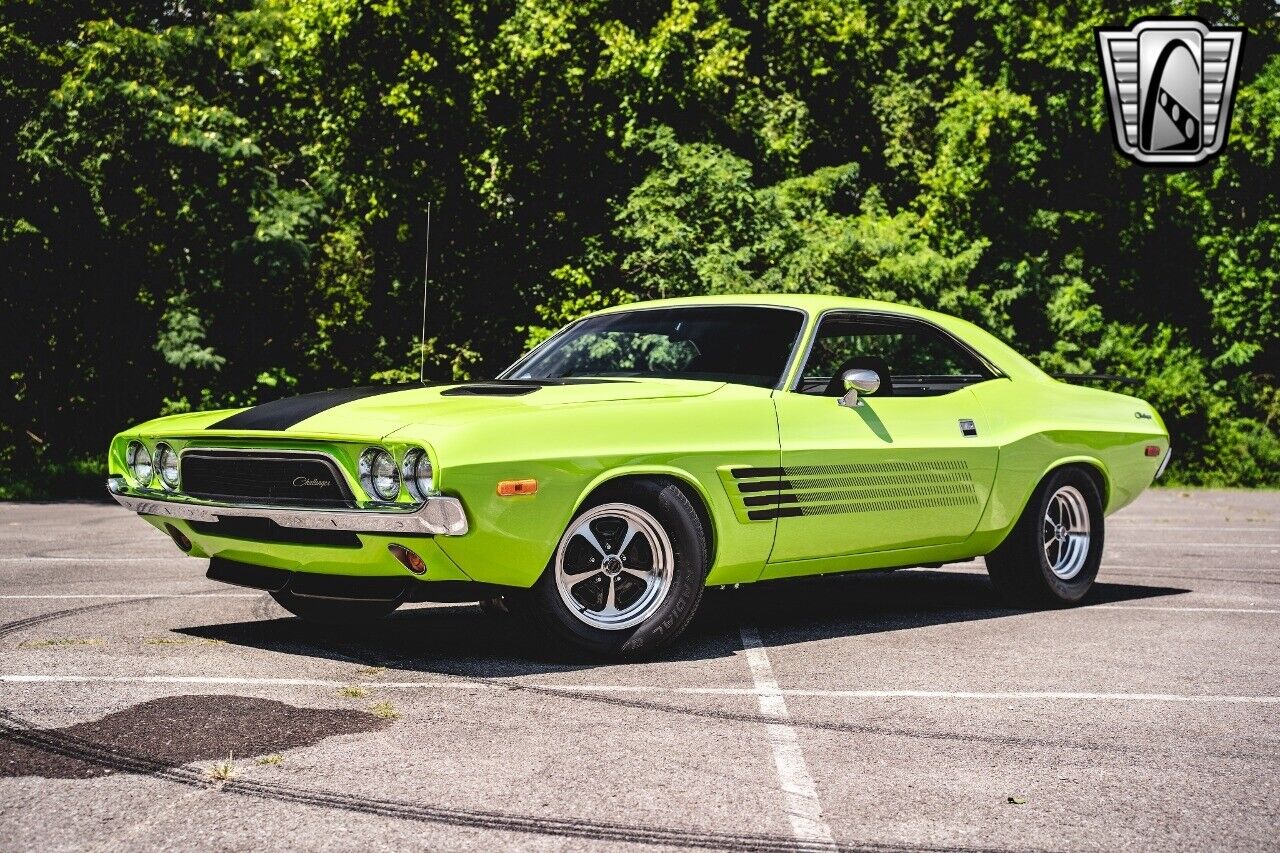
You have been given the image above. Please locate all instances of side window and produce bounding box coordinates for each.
[795,314,993,397]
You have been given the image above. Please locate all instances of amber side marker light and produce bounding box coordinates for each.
[497,479,538,497]
[388,543,428,575]
[1145,446,1162,457]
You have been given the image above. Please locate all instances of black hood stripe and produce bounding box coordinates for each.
[206,378,628,432]
[208,384,425,431]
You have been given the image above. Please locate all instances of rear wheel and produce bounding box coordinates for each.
[512,480,709,658]
[269,589,401,625]
[986,467,1104,607]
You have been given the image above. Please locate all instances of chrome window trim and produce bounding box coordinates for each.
[498,304,811,392]
[783,308,1007,394]
[106,476,468,536]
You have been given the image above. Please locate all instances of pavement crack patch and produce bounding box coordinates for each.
[0,695,386,779]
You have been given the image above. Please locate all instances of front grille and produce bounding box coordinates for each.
[181,450,356,508]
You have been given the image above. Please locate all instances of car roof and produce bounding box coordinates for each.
[593,293,956,326]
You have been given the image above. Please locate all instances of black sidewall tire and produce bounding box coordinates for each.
[518,480,708,658]
[987,467,1105,608]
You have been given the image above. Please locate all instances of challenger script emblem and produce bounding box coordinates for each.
[1095,18,1245,165]
[293,477,332,488]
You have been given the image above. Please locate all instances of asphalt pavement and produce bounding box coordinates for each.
[1,489,1277,852]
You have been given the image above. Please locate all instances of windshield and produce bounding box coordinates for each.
[505,306,805,388]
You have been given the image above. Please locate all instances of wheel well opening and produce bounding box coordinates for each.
[1057,461,1109,507]
[580,474,717,572]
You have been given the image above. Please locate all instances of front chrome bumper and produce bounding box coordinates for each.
[106,476,468,536]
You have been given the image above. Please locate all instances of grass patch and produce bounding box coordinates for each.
[354,665,386,678]
[143,636,225,646]
[209,754,236,781]
[369,701,400,720]
[18,637,102,649]
[255,754,284,766]
[337,685,370,699]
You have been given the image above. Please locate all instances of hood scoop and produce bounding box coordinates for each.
[438,378,631,397]
[441,383,539,397]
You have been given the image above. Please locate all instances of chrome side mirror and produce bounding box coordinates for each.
[838,369,881,408]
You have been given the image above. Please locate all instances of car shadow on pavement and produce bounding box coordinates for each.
[176,568,1189,676]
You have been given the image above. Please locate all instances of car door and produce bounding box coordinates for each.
[763,311,1000,564]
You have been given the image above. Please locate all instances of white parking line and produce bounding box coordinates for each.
[1114,542,1279,548]
[1103,564,1280,574]
[0,593,257,599]
[739,624,837,849]
[3,674,1280,705]
[1088,604,1280,614]
[0,557,177,562]
[1110,525,1280,532]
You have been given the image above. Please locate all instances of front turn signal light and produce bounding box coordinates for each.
[388,543,427,575]
[497,479,537,497]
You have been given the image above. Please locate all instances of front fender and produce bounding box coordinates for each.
[425,390,781,588]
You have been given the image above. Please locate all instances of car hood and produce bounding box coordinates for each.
[167,378,726,438]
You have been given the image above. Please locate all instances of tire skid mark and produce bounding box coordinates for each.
[0,710,1007,853]
[463,674,1271,761]
[0,599,157,641]
[3,603,1261,763]
[0,601,1014,852]
[243,632,1267,762]
[0,596,1245,850]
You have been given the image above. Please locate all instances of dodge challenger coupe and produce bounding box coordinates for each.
[108,295,1171,656]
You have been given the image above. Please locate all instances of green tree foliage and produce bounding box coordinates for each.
[2,0,1277,495]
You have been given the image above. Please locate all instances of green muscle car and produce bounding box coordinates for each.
[108,295,1171,656]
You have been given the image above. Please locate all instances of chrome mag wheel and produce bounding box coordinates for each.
[554,502,674,631]
[1043,485,1091,580]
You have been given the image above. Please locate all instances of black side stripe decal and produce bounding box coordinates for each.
[732,467,784,479]
[738,480,794,493]
[732,460,977,521]
[208,384,425,431]
[744,494,799,507]
[748,506,803,521]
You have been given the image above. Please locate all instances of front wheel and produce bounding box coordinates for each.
[985,467,1104,608]
[511,480,709,658]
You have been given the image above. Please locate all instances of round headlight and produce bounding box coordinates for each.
[155,443,180,490]
[126,441,153,487]
[359,447,400,501]
[402,449,434,500]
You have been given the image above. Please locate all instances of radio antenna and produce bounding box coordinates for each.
[418,202,431,384]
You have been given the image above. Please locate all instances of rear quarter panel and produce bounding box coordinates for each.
[969,377,1169,550]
